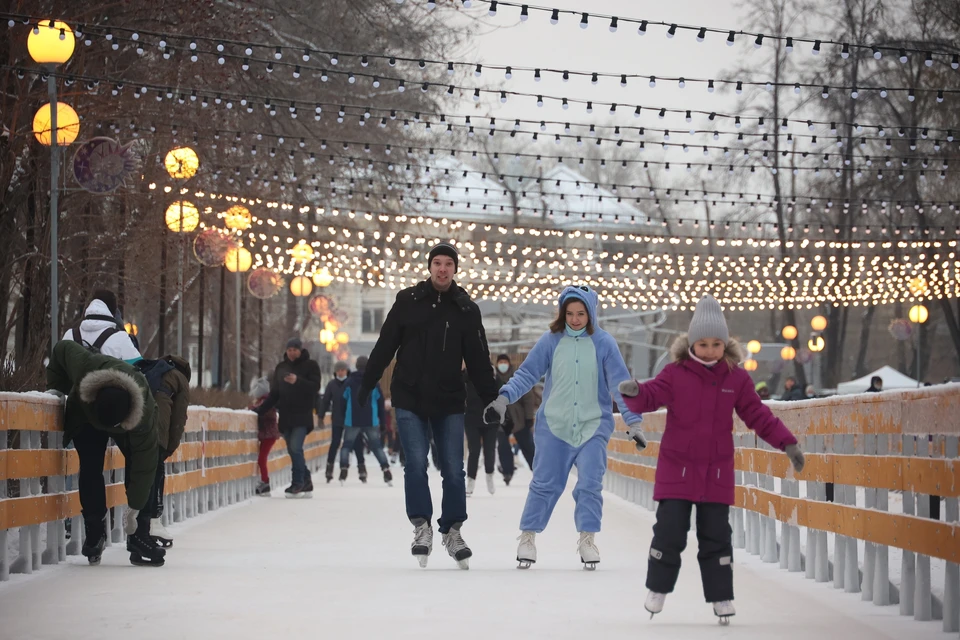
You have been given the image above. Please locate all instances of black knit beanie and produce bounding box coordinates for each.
[427,242,459,271]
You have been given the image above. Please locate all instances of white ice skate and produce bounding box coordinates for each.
[712,600,735,625]
[578,532,599,570]
[516,531,536,569]
[486,473,496,495]
[466,477,475,496]
[644,591,666,618]
[411,520,433,568]
[149,518,173,548]
[442,523,472,570]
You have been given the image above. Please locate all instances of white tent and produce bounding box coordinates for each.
[835,365,919,395]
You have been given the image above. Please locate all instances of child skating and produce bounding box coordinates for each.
[485,285,644,570]
[618,295,805,624]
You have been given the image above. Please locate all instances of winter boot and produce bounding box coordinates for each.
[358,465,368,483]
[578,532,600,570]
[466,477,476,496]
[81,517,107,565]
[284,483,304,498]
[503,473,513,486]
[325,461,335,483]
[411,518,433,568]
[339,467,349,485]
[301,475,314,498]
[516,531,537,569]
[255,480,271,496]
[150,517,173,548]
[712,600,735,625]
[382,466,393,486]
[645,591,666,618]
[128,527,166,567]
[442,522,472,570]
[486,473,496,495]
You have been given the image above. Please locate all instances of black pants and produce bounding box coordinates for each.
[497,424,536,477]
[647,500,734,603]
[465,423,498,478]
[73,423,150,536]
[146,448,166,519]
[326,423,366,467]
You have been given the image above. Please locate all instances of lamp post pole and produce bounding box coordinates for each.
[47,73,59,347]
[177,199,184,356]
[236,270,242,391]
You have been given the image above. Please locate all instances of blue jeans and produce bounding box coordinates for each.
[341,426,389,469]
[284,426,309,486]
[395,409,466,534]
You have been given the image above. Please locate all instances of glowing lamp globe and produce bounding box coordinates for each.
[164,201,199,232]
[909,304,929,324]
[224,246,252,273]
[223,205,252,231]
[312,268,334,287]
[164,147,200,179]
[781,325,798,341]
[746,340,762,354]
[335,332,349,344]
[810,315,828,331]
[33,102,80,145]
[908,277,928,296]
[124,322,138,337]
[290,275,313,297]
[290,242,315,263]
[319,329,334,344]
[808,336,825,352]
[744,359,758,372]
[780,346,797,361]
[28,20,75,65]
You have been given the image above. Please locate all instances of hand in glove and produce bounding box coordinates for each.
[483,395,508,425]
[626,423,647,450]
[618,379,640,397]
[785,444,805,473]
[123,507,140,536]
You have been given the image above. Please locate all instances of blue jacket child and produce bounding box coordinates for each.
[338,356,392,479]
[485,285,643,568]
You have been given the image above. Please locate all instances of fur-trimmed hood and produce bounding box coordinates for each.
[77,368,145,431]
[670,334,743,369]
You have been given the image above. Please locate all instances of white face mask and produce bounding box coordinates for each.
[497,363,510,373]
[336,374,347,381]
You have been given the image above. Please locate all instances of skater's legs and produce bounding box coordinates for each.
[497,430,516,478]
[395,409,434,525]
[429,412,467,534]
[360,426,390,468]
[572,437,607,533]
[284,426,309,485]
[327,424,345,465]
[257,437,277,482]
[340,427,362,468]
[73,423,110,529]
[514,423,536,469]
[353,430,367,466]
[464,423,482,479]
[480,427,498,475]
[696,502,734,603]
[146,448,166,519]
[646,499,693,594]
[518,428,576,532]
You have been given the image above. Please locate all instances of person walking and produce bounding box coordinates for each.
[493,353,536,484]
[249,376,281,495]
[255,338,322,498]
[339,356,393,485]
[464,365,508,496]
[360,242,500,569]
[317,361,365,483]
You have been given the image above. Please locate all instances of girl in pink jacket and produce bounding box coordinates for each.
[618,295,805,623]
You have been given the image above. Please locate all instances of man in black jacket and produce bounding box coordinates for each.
[361,242,499,569]
[317,360,365,483]
[256,338,322,498]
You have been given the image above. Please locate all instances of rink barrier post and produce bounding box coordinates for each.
[0,393,330,582]
[606,385,960,636]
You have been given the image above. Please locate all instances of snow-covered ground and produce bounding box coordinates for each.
[0,460,948,640]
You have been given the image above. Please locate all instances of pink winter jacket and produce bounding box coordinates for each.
[622,337,798,506]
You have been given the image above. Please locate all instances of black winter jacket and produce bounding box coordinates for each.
[362,279,499,418]
[317,376,349,429]
[258,350,322,434]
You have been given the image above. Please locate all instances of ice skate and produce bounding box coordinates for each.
[466,477,475,496]
[382,467,393,486]
[485,473,496,495]
[578,532,600,570]
[516,531,536,569]
[358,467,368,483]
[255,480,271,496]
[300,475,314,498]
[645,591,666,618]
[149,518,173,548]
[339,468,348,485]
[127,531,166,567]
[284,483,305,498]
[712,600,735,625]
[411,519,433,568]
[81,520,107,566]
[325,461,335,483]
[442,522,472,569]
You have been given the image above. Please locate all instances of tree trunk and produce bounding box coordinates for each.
[853,306,877,378]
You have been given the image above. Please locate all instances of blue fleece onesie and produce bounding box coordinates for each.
[497,286,642,533]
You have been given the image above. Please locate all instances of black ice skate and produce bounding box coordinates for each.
[127,532,166,567]
[284,483,305,498]
[301,476,314,498]
[255,480,271,496]
[712,600,735,625]
[339,467,348,485]
[358,466,368,483]
[81,519,107,566]
[382,466,393,486]
[325,461,335,483]
[411,519,433,568]
[442,522,472,570]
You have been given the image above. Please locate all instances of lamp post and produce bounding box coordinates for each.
[290,275,313,331]
[28,19,76,349]
[909,304,929,386]
[225,246,252,390]
[164,147,200,357]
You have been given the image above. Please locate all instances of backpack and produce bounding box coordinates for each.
[71,314,122,355]
[134,357,177,395]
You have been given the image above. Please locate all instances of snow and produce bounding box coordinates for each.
[0,459,948,640]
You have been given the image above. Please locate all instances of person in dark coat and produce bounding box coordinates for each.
[493,353,536,485]
[464,365,510,496]
[256,338,322,498]
[780,377,807,401]
[339,356,392,485]
[317,361,365,483]
[360,242,499,569]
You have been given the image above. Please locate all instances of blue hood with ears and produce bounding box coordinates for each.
[558,285,599,328]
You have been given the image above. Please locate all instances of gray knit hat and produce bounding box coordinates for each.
[688,295,729,344]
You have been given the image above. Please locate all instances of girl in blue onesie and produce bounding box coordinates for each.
[484,285,644,569]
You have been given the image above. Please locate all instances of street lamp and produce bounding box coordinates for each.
[225,246,251,389]
[909,304,929,386]
[780,346,797,361]
[164,148,199,358]
[781,325,798,340]
[811,315,828,332]
[744,358,759,372]
[312,268,334,288]
[29,19,76,349]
